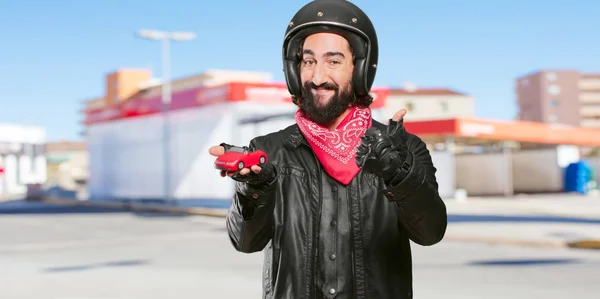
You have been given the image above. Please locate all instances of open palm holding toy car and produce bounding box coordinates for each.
[213,144,268,173]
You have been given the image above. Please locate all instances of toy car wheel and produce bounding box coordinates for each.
[259,156,266,164]
[237,161,245,170]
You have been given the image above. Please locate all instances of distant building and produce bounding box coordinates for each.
[516,70,600,128]
[45,141,88,191]
[82,70,474,125]
[81,68,473,203]
[82,68,275,111]
[381,82,475,121]
[0,123,47,196]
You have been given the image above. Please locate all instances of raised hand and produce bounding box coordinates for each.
[355,109,409,181]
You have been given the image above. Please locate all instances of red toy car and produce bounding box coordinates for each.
[214,146,268,172]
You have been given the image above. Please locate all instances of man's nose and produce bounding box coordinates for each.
[311,64,328,86]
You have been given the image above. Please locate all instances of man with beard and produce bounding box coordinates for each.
[299,79,353,128]
[209,1,447,298]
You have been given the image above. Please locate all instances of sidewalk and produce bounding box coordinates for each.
[30,193,600,250]
[445,221,600,248]
[446,193,600,220]
[0,194,26,202]
[443,194,600,249]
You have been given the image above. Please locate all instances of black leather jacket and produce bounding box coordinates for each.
[226,120,448,299]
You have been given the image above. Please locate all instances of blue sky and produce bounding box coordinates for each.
[2,0,599,141]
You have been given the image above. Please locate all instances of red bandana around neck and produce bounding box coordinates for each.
[295,106,372,185]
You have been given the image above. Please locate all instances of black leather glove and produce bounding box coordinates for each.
[355,119,411,186]
[220,143,277,188]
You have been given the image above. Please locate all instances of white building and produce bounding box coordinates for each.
[82,69,480,205]
[82,69,393,206]
[381,82,475,121]
[0,123,47,196]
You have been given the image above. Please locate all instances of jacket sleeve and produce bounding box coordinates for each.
[225,138,277,253]
[381,134,448,246]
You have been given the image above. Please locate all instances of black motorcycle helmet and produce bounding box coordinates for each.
[282,0,379,104]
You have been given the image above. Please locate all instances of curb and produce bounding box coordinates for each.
[452,199,600,221]
[39,197,228,218]
[444,235,567,249]
[445,236,600,250]
[566,239,600,250]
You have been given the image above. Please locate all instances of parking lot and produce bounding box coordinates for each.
[1,201,599,299]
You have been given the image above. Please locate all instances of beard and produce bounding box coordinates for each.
[298,80,355,126]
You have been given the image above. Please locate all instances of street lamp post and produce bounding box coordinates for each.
[136,29,196,205]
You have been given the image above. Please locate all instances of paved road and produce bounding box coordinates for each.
[1,201,599,299]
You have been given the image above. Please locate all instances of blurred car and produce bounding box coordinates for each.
[214,146,268,172]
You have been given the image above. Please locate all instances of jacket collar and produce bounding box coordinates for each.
[284,124,306,148]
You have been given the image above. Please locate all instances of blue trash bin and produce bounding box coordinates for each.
[564,161,591,194]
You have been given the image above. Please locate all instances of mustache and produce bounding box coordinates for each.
[308,82,338,90]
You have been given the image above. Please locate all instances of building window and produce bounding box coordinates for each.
[550,99,559,107]
[440,101,448,112]
[548,85,561,95]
